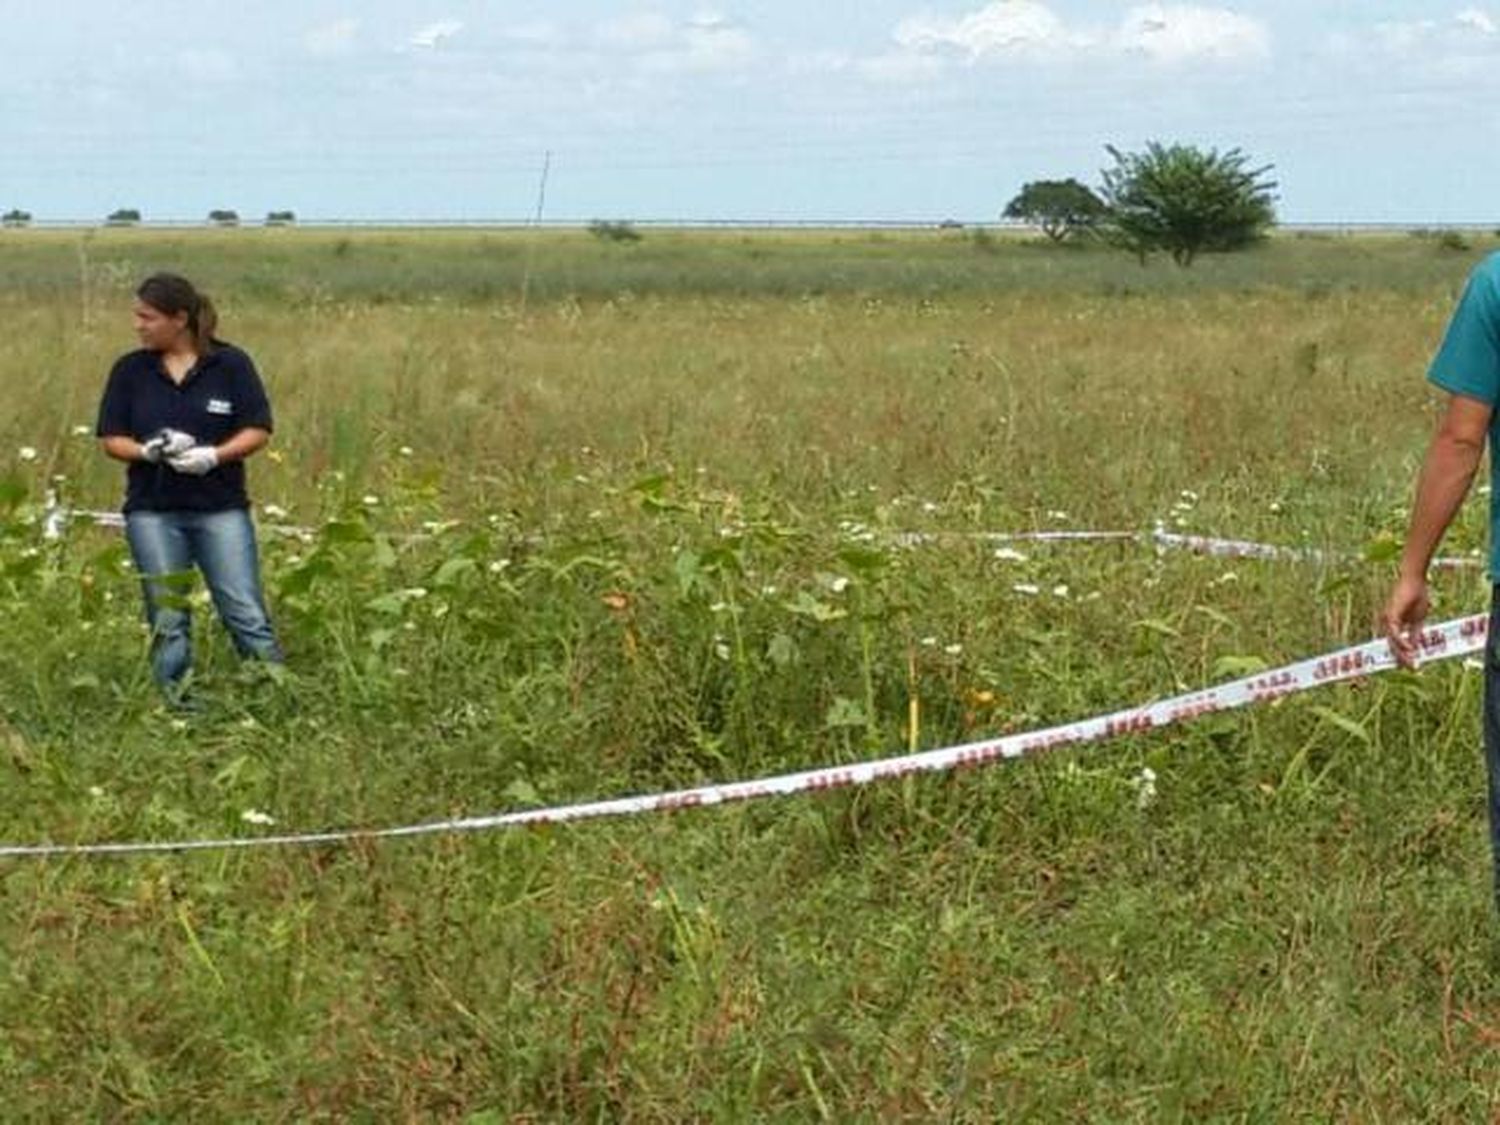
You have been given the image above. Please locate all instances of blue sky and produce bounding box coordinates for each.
[6,2,1499,222]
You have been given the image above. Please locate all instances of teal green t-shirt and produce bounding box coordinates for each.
[1427,252,1500,576]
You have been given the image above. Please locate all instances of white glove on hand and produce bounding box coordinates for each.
[141,428,196,463]
[167,445,219,476]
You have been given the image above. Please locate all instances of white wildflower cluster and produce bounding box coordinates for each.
[1170,489,1198,528]
[837,519,878,544]
[17,447,37,462]
[993,547,1028,563]
[241,809,276,826]
[262,504,289,520]
[1132,767,1158,809]
[1046,509,1070,522]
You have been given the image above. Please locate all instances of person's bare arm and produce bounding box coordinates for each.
[1384,393,1492,666]
[100,436,148,463]
[213,427,270,464]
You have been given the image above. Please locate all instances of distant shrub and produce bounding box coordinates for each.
[1437,229,1471,252]
[265,210,297,226]
[588,220,642,244]
[207,209,240,227]
[2,209,31,228]
[105,208,141,227]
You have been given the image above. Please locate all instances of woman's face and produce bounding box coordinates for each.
[133,300,189,351]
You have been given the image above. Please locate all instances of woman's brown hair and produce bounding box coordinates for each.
[136,272,219,354]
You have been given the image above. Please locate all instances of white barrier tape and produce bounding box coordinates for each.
[40,504,1487,571]
[0,613,1486,860]
[896,526,1484,572]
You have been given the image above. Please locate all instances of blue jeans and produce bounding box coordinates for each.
[125,508,283,690]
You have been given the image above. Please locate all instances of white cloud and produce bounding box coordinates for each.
[1115,4,1269,63]
[1457,7,1499,34]
[410,19,464,50]
[1371,8,1500,54]
[879,1,1268,72]
[304,18,359,56]
[895,1,1081,59]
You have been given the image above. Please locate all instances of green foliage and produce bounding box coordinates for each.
[588,219,643,243]
[1003,178,1107,243]
[265,210,297,226]
[0,231,1492,1116]
[207,209,240,227]
[1,209,31,228]
[104,207,141,226]
[1100,142,1278,267]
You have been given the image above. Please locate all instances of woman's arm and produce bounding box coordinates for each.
[214,426,271,464]
[100,436,148,463]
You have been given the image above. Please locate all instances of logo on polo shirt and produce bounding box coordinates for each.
[206,398,233,416]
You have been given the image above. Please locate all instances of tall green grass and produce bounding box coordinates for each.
[0,231,1496,1119]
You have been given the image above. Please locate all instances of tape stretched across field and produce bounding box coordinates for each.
[0,614,1486,859]
[44,504,1486,571]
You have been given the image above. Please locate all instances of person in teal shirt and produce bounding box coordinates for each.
[1386,252,1500,906]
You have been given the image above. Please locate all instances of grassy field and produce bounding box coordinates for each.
[2,228,1500,1119]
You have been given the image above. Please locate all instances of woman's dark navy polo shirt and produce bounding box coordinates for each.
[95,342,274,513]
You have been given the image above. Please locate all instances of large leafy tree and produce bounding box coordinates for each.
[1003,179,1107,243]
[1099,143,1277,267]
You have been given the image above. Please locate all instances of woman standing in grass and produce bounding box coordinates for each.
[95,273,283,704]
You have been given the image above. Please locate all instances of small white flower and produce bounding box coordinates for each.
[761,584,778,596]
[1465,658,1485,671]
[1046,509,1070,522]
[1012,583,1041,596]
[17,447,37,462]
[1268,501,1283,514]
[829,576,851,594]
[1172,501,1195,513]
[72,425,91,437]
[361,494,380,506]
[404,587,429,599]
[262,504,289,520]
[944,643,963,656]
[1085,591,1103,601]
[573,474,590,485]
[920,636,938,647]
[1132,767,1158,809]
[714,641,731,661]
[1180,490,1199,501]
[922,501,939,514]
[489,559,512,574]
[398,446,414,457]
[588,509,603,520]
[993,547,1028,562]
[1052,585,1070,599]
[709,601,729,613]
[170,719,188,731]
[241,809,276,826]
[1481,485,1494,498]
[1173,515,1189,528]
[88,785,105,798]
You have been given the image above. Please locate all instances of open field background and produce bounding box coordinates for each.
[2,229,1500,1118]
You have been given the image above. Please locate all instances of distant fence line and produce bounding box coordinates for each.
[5,219,1496,233]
